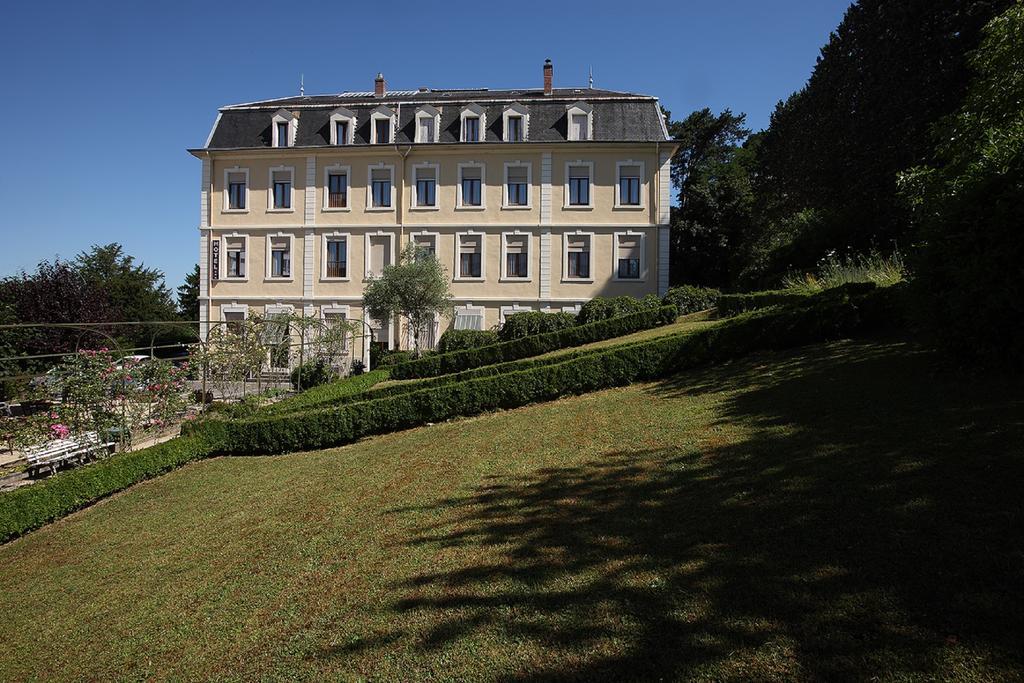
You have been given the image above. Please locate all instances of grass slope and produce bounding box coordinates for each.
[0,338,1021,681]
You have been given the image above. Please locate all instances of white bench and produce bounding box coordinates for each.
[24,432,116,478]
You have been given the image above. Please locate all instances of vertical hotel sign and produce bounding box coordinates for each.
[210,238,220,280]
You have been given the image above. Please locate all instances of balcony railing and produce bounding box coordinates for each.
[328,192,347,208]
[326,261,347,278]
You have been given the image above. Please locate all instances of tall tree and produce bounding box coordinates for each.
[177,265,200,322]
[666,109,754,287]
[746,0,1014,283]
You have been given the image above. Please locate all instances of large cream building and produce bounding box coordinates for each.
[190,61,678,364]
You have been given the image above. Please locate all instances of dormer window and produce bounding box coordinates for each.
[566,101,593,141]
[329,107,356,145]
[370,106,396,144]
[502,103,529,142]
[460,103,486,142]
[415,105,440,143]
[271,109,297,147]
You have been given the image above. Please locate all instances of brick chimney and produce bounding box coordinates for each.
[374,72,386,97]
[543,59,553,96]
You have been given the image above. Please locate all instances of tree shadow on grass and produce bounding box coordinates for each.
[379,339,1024,680]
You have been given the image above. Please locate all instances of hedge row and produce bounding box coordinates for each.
[186,284,897,456]
[716,289,812,316]
[261,369,390,415]
[390,305,678,380]
[0,434,216,544]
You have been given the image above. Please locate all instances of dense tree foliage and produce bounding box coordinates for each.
[177,264,200,322]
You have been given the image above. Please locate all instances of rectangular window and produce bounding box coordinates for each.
[505,234,529,278]
[415,167,436,207]
[414,234,436,259]
[463,116,480,142]
[568,166,590,206]
[566,235,590,279]
[506,166,528,206]
[326,238,347,278]
[327,172,347,208]
[459,234,482,278]
[371,168,391,208]
[227,172,246,210]
[335,121,348,145]
[461,166,482,206]
[619,165,642,206]
[270,237,291,278]
[418,117,435,142]
[454,309,484,330]
[374,118,391,144]
[225,237,245,278]
[368,235,391,277]
[324,311,348,351]
[571,114,589,141]
[272,170,291,209]
[224,311,245,335]
[276,121,289,147]
[507,116,522,142]
[616,234,642,279]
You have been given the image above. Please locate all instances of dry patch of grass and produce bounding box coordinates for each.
[0,338,1022,681]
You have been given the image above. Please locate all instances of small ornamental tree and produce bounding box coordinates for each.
[363,243,454,356]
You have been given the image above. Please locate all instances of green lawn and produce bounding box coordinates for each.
[0,337,1022,681]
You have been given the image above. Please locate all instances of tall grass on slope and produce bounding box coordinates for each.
[783,250,906,292]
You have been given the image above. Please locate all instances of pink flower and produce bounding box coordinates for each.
[50,424,70,439]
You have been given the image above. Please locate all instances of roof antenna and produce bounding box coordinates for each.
[300,74,305,97]
[589,66,593,89]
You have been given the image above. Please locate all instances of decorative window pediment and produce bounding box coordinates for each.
[370,105,396,144]
[566,101,593,141]
[415,104,441,143]
[502,103,529,142]
[460,103,486,142]
[329,106,356,145]
[271,109,298,147]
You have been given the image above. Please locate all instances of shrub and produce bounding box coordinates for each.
[498,311,577,342]
[0,434,215,543]
[261,369,389,416]
[662,285,721,315]
[716,290,811,317]
[576,295,662,325]
[436,329,500,354]
[377,350,415,368]
[184,285,899,457]
[390,305,678,380]
[289,359,335,391]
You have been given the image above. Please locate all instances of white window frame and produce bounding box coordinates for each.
[561,303,582,315]
[414,105,440,143]
[404,311,440,351]
[263,303,296,369]
[502,103,529,142]
[410,162,440,210]
[320,304,351,353]
[267,165,295,213]
[271,109,297,147]
[499,304,533,327]
[321,231,351,282]
[410,230,440,259]
[612,230,647,282]
[502,161,532,210]
[452,304,486,331]
[566,101,594,142]
[328,106,357,145]
[364,230,396,280]
[562,230,595,283]
[368,315,395,350]
[221,232,249,281]
[614,160,646,210]
[322,164,351,212]
[456,161,486,210]
[366,163,395,211]
[454,231,486,282]
[370,106,396,145]
[265,232,295,282]
[500,231,532,282]
[220,303,249,333]
[222,166,250,213]
[563,160,595,209]
[459,103,486,142]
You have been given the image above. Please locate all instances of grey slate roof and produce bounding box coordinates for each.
[203,87,669,149]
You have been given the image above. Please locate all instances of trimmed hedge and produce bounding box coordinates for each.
[186,284,898,456]
[437,329,500,354]
[717,289,811,316]
[577,294,662,325]
[389,305,678,380]
[498,311,577,342]
[0,435,215,543]
[662,285,721,315]
[261,369,390,416]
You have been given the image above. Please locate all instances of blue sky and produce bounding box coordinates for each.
[0,0,851,291]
